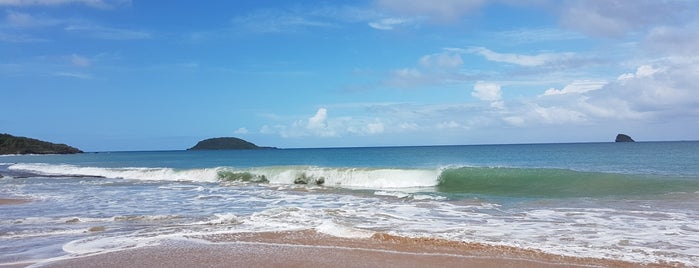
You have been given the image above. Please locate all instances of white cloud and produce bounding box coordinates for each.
[52,71,91,79]
[559,0,693,38]
[437,121,462,129]
[493,28,585,44]
[385,50,473,88]
[419,52,463,69]
[645,24,699,57]
[368,17,409,30]
[366,121,384,134]
[472,81,501,102]
[307,108,328,130]
[469,47,576,67]
[543,80,606,95]
[234,127,249,135]
[617,65,662,81]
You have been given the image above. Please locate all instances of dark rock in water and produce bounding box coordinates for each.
[187,137,276,150]
[615,134,635,142]
[0,133,83,155]
[294,175,325,185]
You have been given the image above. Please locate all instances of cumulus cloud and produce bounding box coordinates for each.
[368,17,409,30]
[307,108,328,130]
[385,51,471,88]
[234,127,249,134]
[472,81,501,101]
[365,121,384,134]
[468,47,576,67]
[644,24,699,57]
[501,59,699,129]
[419,52,463,69]
[472,81,504,109]
[258,107,394,139]
[617,65,662,81]
[542,80,606,95]
[558,0,694,38]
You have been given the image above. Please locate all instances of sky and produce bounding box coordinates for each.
[1,0,698,151]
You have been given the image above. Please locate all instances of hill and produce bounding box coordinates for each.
[0,133,83,155]
[187,137,275,150]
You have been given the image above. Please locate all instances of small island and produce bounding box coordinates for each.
[615,134,635,142]
[187,137,276,150]
[0,133,83,155]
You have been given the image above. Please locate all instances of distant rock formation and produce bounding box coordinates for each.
[0,133,83,155]
[187,137,275,150]
[615,134,635,142]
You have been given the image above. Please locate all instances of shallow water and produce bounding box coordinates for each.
[1,142,698,265]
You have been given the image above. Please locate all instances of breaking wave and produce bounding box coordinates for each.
[8,163,699,197]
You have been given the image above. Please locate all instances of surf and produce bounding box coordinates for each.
[438,166,699,197]
[8,163,699,197]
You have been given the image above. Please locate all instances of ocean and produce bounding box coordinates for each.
[1,142,698,266]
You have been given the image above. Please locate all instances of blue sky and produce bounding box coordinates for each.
[2,0,698,151]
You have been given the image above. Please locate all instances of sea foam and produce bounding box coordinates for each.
[8,163,442,189]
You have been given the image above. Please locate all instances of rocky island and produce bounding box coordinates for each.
[187,137,276,150]
[615,134,635,142]
[0,133,83,155]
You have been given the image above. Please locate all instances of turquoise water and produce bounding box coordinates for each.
[1,142,698,265]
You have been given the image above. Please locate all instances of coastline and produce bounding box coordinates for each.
[37,230,667,268]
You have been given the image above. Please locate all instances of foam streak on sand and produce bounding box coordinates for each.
[0,198,30,205]
[40,230,655,268]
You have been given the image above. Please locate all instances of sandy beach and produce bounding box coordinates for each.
[35,230,667,268]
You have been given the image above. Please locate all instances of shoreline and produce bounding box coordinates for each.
[35,230,671,268]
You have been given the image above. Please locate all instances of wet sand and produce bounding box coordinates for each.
[41,230,669,268]
[0,198,30,205]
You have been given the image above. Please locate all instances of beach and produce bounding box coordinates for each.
[37,230,653,268]
[2,143,698,267]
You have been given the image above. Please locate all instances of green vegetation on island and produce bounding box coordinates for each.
[187,137,275,150]
[0,133,83,155]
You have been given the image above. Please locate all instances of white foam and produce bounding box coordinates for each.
[61,234,164,255]
[189,213,241,226]
[245,166,440,188]
[8,164,441,189]
[8,163,220,182]
[374,190,410,199]
[315,220,373,238]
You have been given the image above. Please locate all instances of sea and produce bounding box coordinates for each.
[1,142,698,266]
